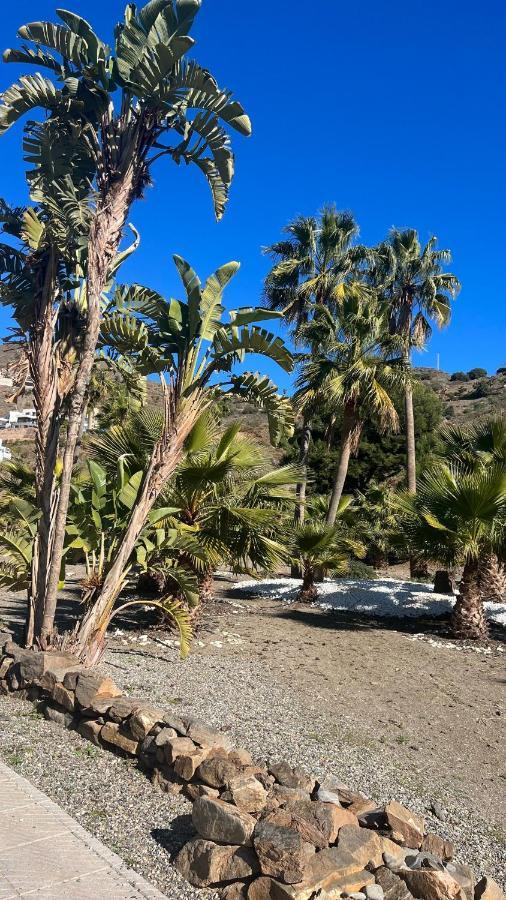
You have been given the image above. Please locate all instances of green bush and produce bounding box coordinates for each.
[468,367,487,380]
[450,371,469,382]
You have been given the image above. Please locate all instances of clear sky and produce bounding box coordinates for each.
[0,0,504,393]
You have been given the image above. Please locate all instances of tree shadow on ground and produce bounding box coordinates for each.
[151,815,195,860]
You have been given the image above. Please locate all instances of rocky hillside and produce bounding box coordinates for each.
[415,367,506,423]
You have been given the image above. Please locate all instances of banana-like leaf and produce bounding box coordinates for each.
[213,326,293,373]
[230,308,282,327]
[107,225,140,281]
[0,74,61,135]
[163,59,251,136]
[21,208,44,250]
[3,45,65,75]
[229,372,295,446]
[56,9,110,64]
[117,470,144,510]
[199,261,240,340]
[18,22,89,67]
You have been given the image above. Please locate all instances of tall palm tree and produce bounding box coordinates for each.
[0,1,251,646]
[398,464,506,640]
[377,230,460,494]
[263,207,367,523]
[295,290,404,526]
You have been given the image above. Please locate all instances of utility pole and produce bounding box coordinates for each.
[436,353,440,371]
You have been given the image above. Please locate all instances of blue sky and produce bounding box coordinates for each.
[0,0,505,393]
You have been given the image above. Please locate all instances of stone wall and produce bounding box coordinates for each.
[0,635,504,900]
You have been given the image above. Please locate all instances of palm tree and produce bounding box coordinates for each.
[263,208,367,524]
[399,464,506,640]
[71,255,294,663]
[295,290,404,526]
[377,230,460,494]
[0,1,251,646]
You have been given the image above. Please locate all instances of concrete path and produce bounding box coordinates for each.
[0,760,167,899]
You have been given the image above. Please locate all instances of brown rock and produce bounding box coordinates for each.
[446,863,475,900]
[0,657,12,678]
[165,736,197,765]
[77,719,103,745]
[400,869,465,900]
[184,782,220,802]
[248,848,372,899]
[475,878,506,900]
[174,748,209,781]
[175,838,260,887]
[129,705,164,740]
[270,785,310,806]
[221,883,250,899]
[43,704,74,727]
[375,866,415,900]
[101,722,139,756]
[51,683,75,713]
[268,762,315,793]
[74,674,122,710]
[253,810,315,883]
[228,774,268,813]
[385,800,425,849]
[154,727,178,747]
[108,696,142,722]
[421,834,454,862]
[161,712,187,734]
[229,748,255,767]
[18,650,80,684]
[348,798,379,817]
[197,755,242,789]
[62,670,82,691]
[151,766,185,795]
[286,800,352,847]
[193,796,256,846]
[187,720,235,752]
[337,824,383,868]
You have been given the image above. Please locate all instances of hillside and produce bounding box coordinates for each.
[415,366,506,423]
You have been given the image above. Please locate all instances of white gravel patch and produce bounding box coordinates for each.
[234,576,506,626]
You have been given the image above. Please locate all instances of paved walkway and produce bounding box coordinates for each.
[0,761,167,899]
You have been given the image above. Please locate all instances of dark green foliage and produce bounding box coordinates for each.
[468,367,487,380]
[450,371,470,382]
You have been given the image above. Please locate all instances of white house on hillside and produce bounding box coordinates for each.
[0,408,37,429]
[0,439,12,462]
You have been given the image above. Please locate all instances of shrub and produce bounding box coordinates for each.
[497,367,506,376]
[468,367,487,380]
[450,371,469,382]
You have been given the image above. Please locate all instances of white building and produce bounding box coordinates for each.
[0,439,12,462]
[0,408,37,429]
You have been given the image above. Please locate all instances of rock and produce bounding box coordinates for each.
[404,851,444,872]
[375,866,415,900]
[17,649,79,684]
[366,887,385,900]
[0,657,12,678]
[430,803,446,822]
[161,712,187,734]
[193,796,256,846]
[475,878,506,900]
[253,810,315,883]
[228,774,268,813]
[197,755,242,789]
[43,703,74,728]
[187,720,235,752]
[129,705,164,740]
[221,883,250,899]
[421,835,454,862]
[165,736,197,765]
[445,863,474,900]
[270,785,310,806]
[385,801,425,849]
[286,799,354,846]
[77,719,103,745]
[175,838,260,887]
[185,782,220,802]
[315,775,349,806]
[81,697,115,717]
[108,696,142,722]
[51,683,75,713]
[337,824,384,868]
[151,766,185,795]
[74,674,122,710]
[400,869,465,900]
[101,722,140,756]
[154,727,178,747]
[174,748,210,781]
[348,798,379,817]
[248,849,373,899]
[336,785,369,806]
[268,762,315,793]
[229,748,255,767]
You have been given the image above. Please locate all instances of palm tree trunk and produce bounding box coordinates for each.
[451,558,489,640]
[404,361,416,493]
[198,571,214,604]
[326,406,358,526]
[478,554,506,603]
[37,170,136,646]
[298,564,317,603]
[294,419,311,525]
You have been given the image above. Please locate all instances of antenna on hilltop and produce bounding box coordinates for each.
[436,353,440,371]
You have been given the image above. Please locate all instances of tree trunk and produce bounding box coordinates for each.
[326,406,358,526]
[37,170,136,646]
[405,374,417,494]
[294,419,311,525]
[478,554,506,604]
[198,571,214,604]
[451,558,489,640]
[74,394,203,662]
[297,565,317,603]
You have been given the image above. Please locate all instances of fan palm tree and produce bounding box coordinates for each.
[70,255,294,663]
[377,230,460,494]
[0,1,251,646]
[398,464,506,639]
[295,290,405,526]
[263,207,368,525]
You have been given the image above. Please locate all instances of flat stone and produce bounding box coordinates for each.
[228,774,268,813]
[229,748,255,767]
[0,657,12,678]
[185,782,220,801]
[161,712,187,734]
[51,683,75,713]
[375,866,415,900]
[316,775,345,806]
[154,727,178,747]
[14,649,80,684]
[187,720,235,751]
[348,798,379,817]
[421,835,454,862]
[271,785,311,806]
[129,705,164,740]
[77,719,103,745]
[151,765,185,795]
[445,863,474,900]
[197,754,242,789]
[74,674,122,710]
[366,886,385,900]
[268,762,315,793]
[253,810,315,883]
[43,704,74,728]
[101,722,140,756]
[193,796,256,846]
[385,801,425,849]
[108,696,142,722]
[400,869,465,900]
[475,878,506,900]
[337,824,384,868]
[248,849,373,898]
[221,883,250,899]
[175,838,260,887]
[165,736,197,765]
[174,748,210,781]
[285,800,351,847]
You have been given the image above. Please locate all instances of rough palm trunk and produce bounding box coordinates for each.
[38,169,136,645]
[198,571,214,604]
[74,395,203,663]
[478,554,506,604]
[298,564,317,603]
[326,406,358,527]
[404,351,419,580]
[294,419,311,525]
[452,558,489,640]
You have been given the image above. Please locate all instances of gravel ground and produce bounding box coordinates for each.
[1,630,505,895]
